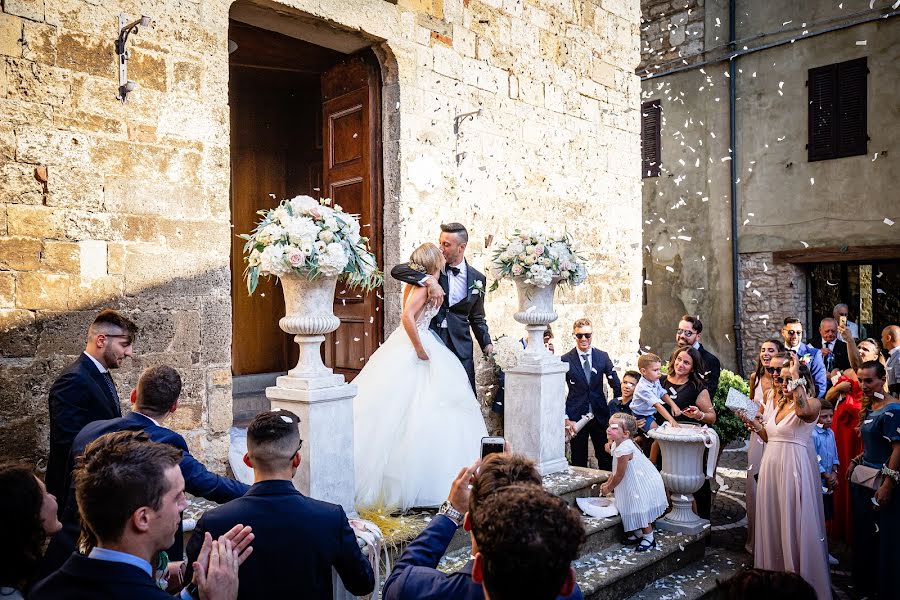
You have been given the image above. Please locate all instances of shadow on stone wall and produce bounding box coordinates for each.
[0,270,233,471]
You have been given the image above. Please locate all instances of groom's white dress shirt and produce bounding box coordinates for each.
[447,259,467,306]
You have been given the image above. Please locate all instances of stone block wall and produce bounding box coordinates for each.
[0,0,643,470]
[737,251,806,376]
[639,0,704,73]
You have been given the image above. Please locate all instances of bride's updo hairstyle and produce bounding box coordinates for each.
[409,243,445,275]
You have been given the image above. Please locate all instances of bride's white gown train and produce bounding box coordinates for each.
[353,302,488,510]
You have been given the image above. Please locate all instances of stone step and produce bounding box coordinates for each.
[433,513,626,574]
[622,548,750,600]
[575,529,709,600]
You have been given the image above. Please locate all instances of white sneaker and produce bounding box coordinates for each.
[828,553,839,566]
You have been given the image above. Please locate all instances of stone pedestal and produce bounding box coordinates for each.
[267,375,357,515]
[504,358,570,475]
[648,424,713,535]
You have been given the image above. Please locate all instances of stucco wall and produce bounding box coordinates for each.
[0,0,643,469]
[639,0,899,373]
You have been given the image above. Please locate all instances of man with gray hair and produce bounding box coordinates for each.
[46,308,138,504]
[815,317,850,375]
[833,303,866,340]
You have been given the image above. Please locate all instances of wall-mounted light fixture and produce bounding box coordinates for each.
[116,13,152,102]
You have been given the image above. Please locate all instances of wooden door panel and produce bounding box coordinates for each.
[321,53,383,381]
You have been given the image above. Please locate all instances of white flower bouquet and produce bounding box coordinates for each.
[492,335,525,372]
[489,229,587,290]
[240,195,383,294]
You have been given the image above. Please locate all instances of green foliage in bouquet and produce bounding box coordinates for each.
[712,369,751,446]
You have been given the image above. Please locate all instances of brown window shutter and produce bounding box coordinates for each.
[808,64,837,162]
[835,57,867,158]
[641,100,661,178]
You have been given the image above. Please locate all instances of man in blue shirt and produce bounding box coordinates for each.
[30,430,250,600]
[382,453,584,600]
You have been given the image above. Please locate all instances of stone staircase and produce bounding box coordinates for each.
[378,466,714,600]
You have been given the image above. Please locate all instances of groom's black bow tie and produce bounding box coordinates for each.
[447,266,460,276]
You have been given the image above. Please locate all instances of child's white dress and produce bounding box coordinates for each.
[611,438,669,531]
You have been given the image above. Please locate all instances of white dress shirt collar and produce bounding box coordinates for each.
[692,341,700,350]
[132,411,161,427]
[83,351,108,374]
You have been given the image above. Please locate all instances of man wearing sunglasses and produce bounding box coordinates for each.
[780,317,826,397]
[46,308,138,507]
[674,315,721,396]
[561,318,621,470]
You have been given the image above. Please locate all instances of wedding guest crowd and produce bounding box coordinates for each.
[738,308,900,599]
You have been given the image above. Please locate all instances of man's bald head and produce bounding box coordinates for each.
[882,325,900,350]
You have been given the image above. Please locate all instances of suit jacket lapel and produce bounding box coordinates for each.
[83,355,118,408]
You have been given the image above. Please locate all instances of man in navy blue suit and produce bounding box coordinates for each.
[781,317,826,397]
[46,309,138,505]
[382,453,584,600]
[561,318,621,470]
[30,430,248,600]
[183,410,375,599]
[42,365,250,577]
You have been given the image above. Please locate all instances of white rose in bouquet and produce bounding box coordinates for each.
[323,215,339,231]
[318,242,348,276]
[248,249,261,267]
[260,245,288,275]
[284,216,319,246]
[508,240,525,255]
[273,206,290,225]
[493,336,524,372]
[285,246,307,268]
[524,254,536,266]
[318,230,335,243]
[571,262,588,285]
[259,223,286,245]
[289,195,319,214]
[527,264,553,287]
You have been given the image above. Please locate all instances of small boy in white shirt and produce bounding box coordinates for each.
[631,353,681,432]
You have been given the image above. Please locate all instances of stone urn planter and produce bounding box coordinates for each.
[278,272,344,388]
[513,277,560,365]
[648,423,720,534]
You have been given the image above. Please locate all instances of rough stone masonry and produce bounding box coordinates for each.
[0,0,643,472]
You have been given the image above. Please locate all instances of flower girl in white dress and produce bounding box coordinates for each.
[599,412,669,551]
[353,243,488,511]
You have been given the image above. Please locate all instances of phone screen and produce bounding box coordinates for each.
[481,438,504,459]
[839,315,847,328]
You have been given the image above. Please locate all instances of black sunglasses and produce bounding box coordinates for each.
[774,376,787,384]
[765,366,779,374]
[574,333,592,339]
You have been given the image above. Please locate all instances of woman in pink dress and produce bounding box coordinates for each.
[823,327,882,544]
[744,338,784,554]
[744,352,831,599]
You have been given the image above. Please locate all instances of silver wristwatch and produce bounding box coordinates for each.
[438,500,464,526]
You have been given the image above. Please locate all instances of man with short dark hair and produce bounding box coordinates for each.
[471,486,584,600]
[43,366,250,577]
[47,309,138,504]
[562,318,620,470]
[675,315,721,395]
[30,431,247,600]
[183,410,374,599]
[780,317,826,397]
[382,453,583,600]
[390,222,493,391]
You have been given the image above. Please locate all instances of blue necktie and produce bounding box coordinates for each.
[102,371,118,404]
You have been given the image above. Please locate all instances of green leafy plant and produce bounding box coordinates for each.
[712,369,750,446]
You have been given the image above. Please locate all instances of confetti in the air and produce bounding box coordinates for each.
[884,218,895,226]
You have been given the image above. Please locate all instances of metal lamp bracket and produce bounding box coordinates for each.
[116,13,151,103]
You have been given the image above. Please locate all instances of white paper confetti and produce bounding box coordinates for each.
[884,218,895,226]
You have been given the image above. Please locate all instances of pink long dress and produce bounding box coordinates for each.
[754,397,831,599]
[745,383,766,553]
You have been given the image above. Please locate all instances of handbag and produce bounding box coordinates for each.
[849,464,883,491]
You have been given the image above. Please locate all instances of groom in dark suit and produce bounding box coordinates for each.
[561,318,620,470]
[390,223,492,391]
[46,309,137,507]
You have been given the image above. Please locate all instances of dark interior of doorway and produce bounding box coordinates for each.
[810,261,900,345]
[229,20,344,379]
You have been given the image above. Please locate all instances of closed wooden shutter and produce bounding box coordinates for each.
[641,100,661,178]
[835,57,867,158]
[808,57,867,161]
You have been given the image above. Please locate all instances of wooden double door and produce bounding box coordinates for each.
[230,46,384,381]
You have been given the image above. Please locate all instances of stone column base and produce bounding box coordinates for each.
[504,358,570,475]
[267,376,358,515]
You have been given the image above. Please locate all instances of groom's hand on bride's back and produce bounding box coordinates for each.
[425,278,444,309]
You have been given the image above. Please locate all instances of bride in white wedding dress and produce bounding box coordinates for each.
[353,243,488,510]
